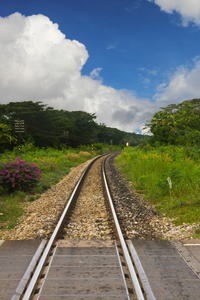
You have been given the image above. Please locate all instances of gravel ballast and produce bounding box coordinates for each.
[0,154,199,241]
[105,154,200,241]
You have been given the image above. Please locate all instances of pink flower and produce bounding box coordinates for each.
[25,174,32,179]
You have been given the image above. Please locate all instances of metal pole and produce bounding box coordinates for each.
[18,120,20,146]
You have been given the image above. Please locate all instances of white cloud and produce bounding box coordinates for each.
[139,67,157,76]
[139,123,153,135]
[107,44,116,50]
[106,40,119,50]
[1,13,200,135]
[154,60,200,105]
[138,67,157,89]
[84,86,155,132]
[0,13,156,133]
[0,13,89,101]
[142,78,151,85]
[90,68,102,81]
[149,0,200,26]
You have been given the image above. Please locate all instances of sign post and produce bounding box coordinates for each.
[14,120,25,146]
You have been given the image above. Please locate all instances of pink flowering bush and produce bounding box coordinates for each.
[0,157,42,191]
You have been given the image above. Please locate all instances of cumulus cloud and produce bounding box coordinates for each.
[0,12,155,132]
[0,13,89,101]
[154,60,200,105]
[149,0,200,26]
[84,86,155,131]
[1,12,200,134]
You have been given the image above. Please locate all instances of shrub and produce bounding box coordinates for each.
[93,143,104,150]
[65,153,80,161]
[79,151,92,158]
[0,157,42,191]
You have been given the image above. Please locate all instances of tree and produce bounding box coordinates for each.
[0,101,67,147]
[69,111,98,146]
[147,99,200,145]
[0,101,144,149]
[0,123,16,144]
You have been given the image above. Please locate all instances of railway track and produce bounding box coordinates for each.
[3,154,200,299]
[18,154,147,300]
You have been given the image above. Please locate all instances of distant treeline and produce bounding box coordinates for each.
[0,101,144,149]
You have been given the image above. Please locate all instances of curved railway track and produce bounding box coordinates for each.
[20,154,146,300]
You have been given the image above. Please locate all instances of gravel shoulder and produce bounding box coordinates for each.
[0,154,199,241]
[0,159,93,240]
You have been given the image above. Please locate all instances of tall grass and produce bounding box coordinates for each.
[116,145,200,225]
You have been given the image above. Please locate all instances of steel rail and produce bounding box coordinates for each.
[12,240,47,300]
[102,155,145,300]
[21,155,103,300]
[127,240,156,300]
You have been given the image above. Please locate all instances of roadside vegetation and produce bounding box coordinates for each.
[0,143,122,231]
[0,98,200,238]
[0,100,143,233]
[116,145,200,224]
[116,98,200,237]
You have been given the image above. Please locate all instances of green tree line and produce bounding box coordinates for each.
[147,98,200,146]
[0,101,142,150]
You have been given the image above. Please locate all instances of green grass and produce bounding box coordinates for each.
[0,143,122,232]
[0,146,94,231]
[0,192,26,230]
[116,145,200,234]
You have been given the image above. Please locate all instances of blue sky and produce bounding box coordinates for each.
[1,0,200,133]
